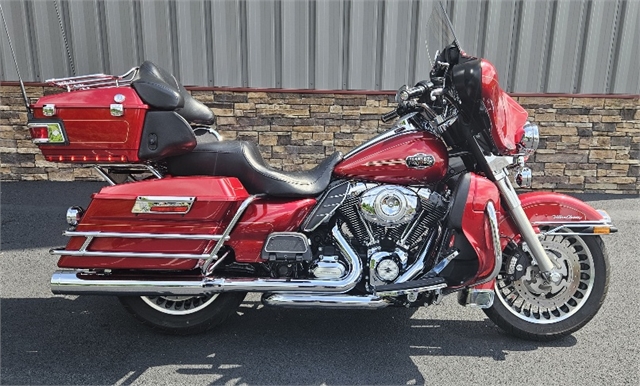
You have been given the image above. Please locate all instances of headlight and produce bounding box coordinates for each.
[519,121,539,159]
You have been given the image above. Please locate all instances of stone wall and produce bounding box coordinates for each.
[1,85,638,194]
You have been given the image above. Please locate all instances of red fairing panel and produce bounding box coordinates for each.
[58,177,249,270]
[480,60,528,155]
[229,198,317,263]
[498,192,608,244]
[32,87,148,163]
[461,174,501,283]
[333,131,448,185]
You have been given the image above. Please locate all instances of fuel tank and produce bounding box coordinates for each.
[333,131,448,185]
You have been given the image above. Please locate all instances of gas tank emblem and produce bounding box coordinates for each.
[405,153,435,169]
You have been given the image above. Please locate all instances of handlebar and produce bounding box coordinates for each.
[381,109,398,123]
[398,85,427,102]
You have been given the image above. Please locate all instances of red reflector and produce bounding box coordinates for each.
[82,156,88,161]
[29,126,48,139]
[149,206,190,213]
[58,155,64,162]
[120,155,127,162]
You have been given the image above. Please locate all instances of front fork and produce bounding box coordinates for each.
[493,169,559,278]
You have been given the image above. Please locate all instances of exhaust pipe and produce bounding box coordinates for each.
[262,293,390,309]
[51,225,362,296]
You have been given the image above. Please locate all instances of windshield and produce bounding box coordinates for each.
[425,2,460,67]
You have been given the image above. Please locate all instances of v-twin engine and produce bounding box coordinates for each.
[338,183,448,287]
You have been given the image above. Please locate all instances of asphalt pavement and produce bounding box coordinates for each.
[1,181,639,385]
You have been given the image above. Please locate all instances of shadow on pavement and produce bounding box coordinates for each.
[1,296,576,385]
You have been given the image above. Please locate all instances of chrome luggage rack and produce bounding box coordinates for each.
[46,67,138,92]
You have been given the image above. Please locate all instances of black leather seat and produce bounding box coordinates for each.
[131,61,215,125]
[165,141,342,198]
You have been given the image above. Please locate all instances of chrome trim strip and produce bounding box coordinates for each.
[473,201,502,286]
[63,231,228,241]
[532,220,612,226]
[262,294,389,309]
[50,224,363,296]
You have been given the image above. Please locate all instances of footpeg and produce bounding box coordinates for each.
[458,289,495,309]
[374,277,447,297]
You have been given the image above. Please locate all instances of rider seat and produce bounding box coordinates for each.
[165,141,342,198]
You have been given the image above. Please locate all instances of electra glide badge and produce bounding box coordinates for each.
[405,153,435,169]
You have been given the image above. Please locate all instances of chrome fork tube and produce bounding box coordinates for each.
[495,175,557,273]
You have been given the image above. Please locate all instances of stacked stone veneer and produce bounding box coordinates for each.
[1,85,638,194]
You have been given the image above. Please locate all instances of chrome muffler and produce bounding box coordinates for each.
[262,293,390,309]
[51,225,362,296]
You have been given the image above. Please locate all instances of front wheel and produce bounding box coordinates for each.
[484,234,609,341]
[119,292,246,335]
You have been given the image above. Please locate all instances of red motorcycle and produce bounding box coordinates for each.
[25,6,615,340]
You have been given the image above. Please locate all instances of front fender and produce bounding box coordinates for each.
[498,191,616,246]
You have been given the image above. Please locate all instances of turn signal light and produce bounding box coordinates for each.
[45,155,128,163]
[592,226,610,234]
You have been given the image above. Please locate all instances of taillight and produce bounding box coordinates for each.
[29,126,49,143]
[27,122,66,144]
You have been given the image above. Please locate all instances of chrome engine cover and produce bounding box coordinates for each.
[359,185,418,227]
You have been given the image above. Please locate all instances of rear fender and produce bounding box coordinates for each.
[498,192,617,246]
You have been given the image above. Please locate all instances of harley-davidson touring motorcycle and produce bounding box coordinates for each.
[22,5,615,340]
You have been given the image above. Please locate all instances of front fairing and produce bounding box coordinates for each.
[480,60,528,155]
[425,4,528,156]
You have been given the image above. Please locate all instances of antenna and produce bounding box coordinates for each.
[0,3,33,119]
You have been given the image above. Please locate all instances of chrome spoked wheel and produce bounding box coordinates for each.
[484,234,609,341]
[140,295,219,316]
[495,234,595,324]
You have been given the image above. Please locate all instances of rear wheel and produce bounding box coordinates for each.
[484,234,609,341]
[119,292,246,335]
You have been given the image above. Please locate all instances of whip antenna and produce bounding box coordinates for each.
[53,0,75,76]
[0,3,33,119]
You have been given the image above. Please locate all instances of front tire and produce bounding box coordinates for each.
[484,234,609,341]
[119,292,246,335]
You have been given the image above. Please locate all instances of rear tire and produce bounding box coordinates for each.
[484,235,609,341]
[119,292,246,335]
